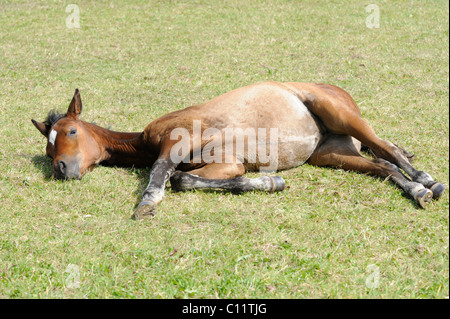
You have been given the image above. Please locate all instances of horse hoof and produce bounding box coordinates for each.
[269,176,286,192]
[430,182,445,199]
[133,201,157,220]
[415,189,433,208]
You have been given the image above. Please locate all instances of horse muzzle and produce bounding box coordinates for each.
[54,158,82,180]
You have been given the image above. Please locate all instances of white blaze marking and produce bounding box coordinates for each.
[49,129,57,145]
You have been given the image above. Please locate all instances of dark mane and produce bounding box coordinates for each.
[42,110,112,130]
[44,110,66,127]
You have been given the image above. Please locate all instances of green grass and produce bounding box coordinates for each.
[0,0,448,298]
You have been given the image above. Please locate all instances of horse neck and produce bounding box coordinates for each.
[86,123,158,167]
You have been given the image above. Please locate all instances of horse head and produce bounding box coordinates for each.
[31,89,102,180]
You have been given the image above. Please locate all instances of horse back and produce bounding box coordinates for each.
[144,82,326,170]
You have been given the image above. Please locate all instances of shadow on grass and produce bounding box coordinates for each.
[127,168,242,209]
[31,155,166,212]
[31,155,424,215]
[316,165,424,209]
[31,155,53,180]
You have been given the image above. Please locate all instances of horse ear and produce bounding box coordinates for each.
[67,88,82,119]
[31,119,50,138]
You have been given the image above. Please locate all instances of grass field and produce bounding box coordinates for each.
[0,0,448,298]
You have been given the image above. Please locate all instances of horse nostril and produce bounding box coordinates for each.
[58,160,66,174]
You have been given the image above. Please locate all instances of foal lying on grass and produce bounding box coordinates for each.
[32,82,445,219]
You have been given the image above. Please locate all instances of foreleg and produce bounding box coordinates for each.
[170,162,285,193]
[133,158,176,219]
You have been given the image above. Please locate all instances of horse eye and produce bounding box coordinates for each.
[69,128,77,136]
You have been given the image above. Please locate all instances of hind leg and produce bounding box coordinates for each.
[325,116,444,198]
[171,161,285,193]
[359,135,444,199]
[294,85,445,199]
[307,135,433,208]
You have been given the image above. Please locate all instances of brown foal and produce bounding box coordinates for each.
[32,82,445,219]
